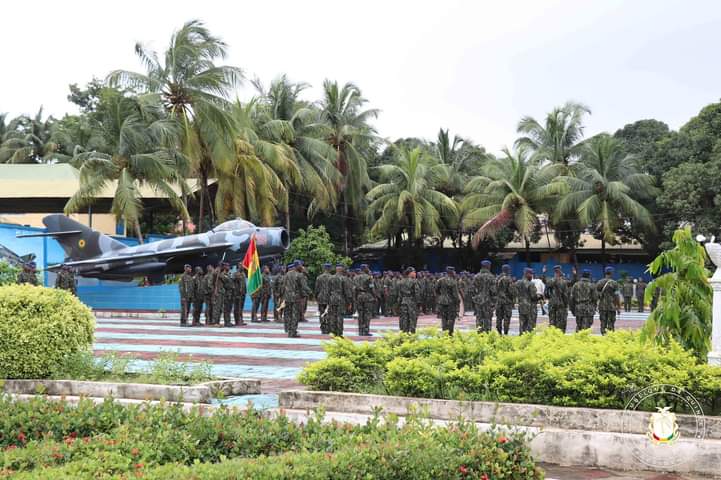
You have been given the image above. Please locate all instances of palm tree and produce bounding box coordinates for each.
[253,76,339,229]
[64,92,189,241]
[0,108,67,164]
[515,102,591,165]
[556,134,656,265]
[316,80,379,255]
[366,147,457,247]
[107,19,243,231]
[462,147,566,263]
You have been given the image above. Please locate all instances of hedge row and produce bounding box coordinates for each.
[0,396,541,479]
[299,328,721,414]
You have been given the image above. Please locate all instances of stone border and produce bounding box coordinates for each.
[2,378,260,404]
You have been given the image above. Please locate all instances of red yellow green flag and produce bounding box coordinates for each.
[242,234,262,294]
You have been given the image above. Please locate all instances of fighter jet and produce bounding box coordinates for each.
[18,214,289,281]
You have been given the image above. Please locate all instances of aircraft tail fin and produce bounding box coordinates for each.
[42,215,125,261]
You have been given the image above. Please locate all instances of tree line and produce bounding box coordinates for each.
[1,19,718,260]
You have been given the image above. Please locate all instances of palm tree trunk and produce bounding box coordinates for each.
[602,237,606,268]
[181,191,188,235]
[343,195,351,256]
[198,169,207,232]
[525,236,531,267]
[134,221,144,244]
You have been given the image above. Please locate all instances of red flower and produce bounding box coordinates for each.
[134,463,144,469]
[17,432,26,444]
[64,436,75,446]
[82,437,91,444]
[481,475,489,480]
[498,436,508,444]
[458,465,469,475]
[5,445,17,451]
[131,448,140,457]
[52,453,64,460]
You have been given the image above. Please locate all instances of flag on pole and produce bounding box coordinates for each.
[242,234,262,295]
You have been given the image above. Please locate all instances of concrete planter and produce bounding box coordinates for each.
[2,378,260,404]
[278,390,721,475]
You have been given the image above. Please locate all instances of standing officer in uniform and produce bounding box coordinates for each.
[472,260,496,333]
[220,262,234,327]
[282,260,312,338]
[209,263,225,326]
[315,263,333,333]
[636,278,647,312]
[596,266,621,334]
[178,264,194,326]
[327,264,352,336]
[191,267,204,326]
[435,266,461,335]
[273,266,286,323]
[515,267,538,334]
[55,265,77,295]
[203,265,215,325]
[17,262,38,285]
[232,262,247,326]
[570,269,597,331]
[495,264,514,335]
[354,264,375,336]
[622,279,634,313]
[545,265,570,332]
[398,267,422,333]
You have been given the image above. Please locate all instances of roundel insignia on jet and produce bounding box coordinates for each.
[78,239,86,249]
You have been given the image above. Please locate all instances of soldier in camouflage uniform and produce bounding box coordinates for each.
[17,262,38,285]
[472,260,497,333]
[282,260,312,338]
[192,267,204,326]
[545,265,570,332]
[207,263,225,326]
[398,267,422,333]
[55,265,77,295]
[273,266,286,323]
[515,268,538,334]
[220,262,235,327]
[372,271,382,318]
[315,263,333,334]
[178,264,194,326]
[636,279,647,312]
[569,269,597,331]
[343,269,355,318]
[202,265,215,325]
[622,280,634,312]
[461,273,473,315]
[435,267,461,335]
[354,264,375,336]
[232,263,247,326]
[495,264,514,335]
[596,266,621,334]
[327,264,352,337]
[299,262,309,322]
[251,265,272,323]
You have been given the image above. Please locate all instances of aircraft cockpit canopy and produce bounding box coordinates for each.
[213,219,255,232]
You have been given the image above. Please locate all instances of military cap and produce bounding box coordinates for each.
[481,259,491,267]
[323,262,332,268]
[524,267,534,274]
[287,262,296,269]
[553,265,562,271]
[360,263,369,269]
[605,266,614,274]
[28,262,36,268]
[184,264,192,268]
[404,266,415,274]
[582,269,591,277]
[294,259,304,266]
[336,263,345,268]
[501,264,511,272]
[446,266,455,272]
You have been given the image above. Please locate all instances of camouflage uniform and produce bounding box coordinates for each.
[251,270,271,323]
[515,277,538,334]
[178,269,195,326]
[282,266,311,338]
[471,268,497,333]
[495,272,515,335]
[221,267,234,327]
[461,275,473,314]
[343,272,355,317]
[354,269,375,336]
[209,268,226,326]
[203,266,215,325]
[300,269,309,322]
[398,275,421,333]
[55,269,76,295]
[315,270,333,333]
[273,269,285,323]
[191,267,204,325]
[636,280,647,312]
[570,277,597,331]
[545,274,570,332]
[17,267,38,285]
[388,274,400,316]
[596,277,620,335]
[435,273,460,334]
[232,269,247,326]
[622,281,634,312]
[327,270,352,336]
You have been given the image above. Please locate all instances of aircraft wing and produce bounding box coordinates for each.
[49,243,234,269]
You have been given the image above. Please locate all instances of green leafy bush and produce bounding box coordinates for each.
[301,327,721,414]
[0,285,95,379]
[0,396,541,479]
[0,261,19,286]
[282,226,351,287]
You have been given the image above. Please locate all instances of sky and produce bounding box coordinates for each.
[2,0,721,153]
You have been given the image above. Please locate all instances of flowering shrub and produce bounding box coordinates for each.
[300,328,721,414]
[0,396,541,479]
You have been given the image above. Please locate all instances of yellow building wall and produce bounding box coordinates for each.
[0,213,118,235]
